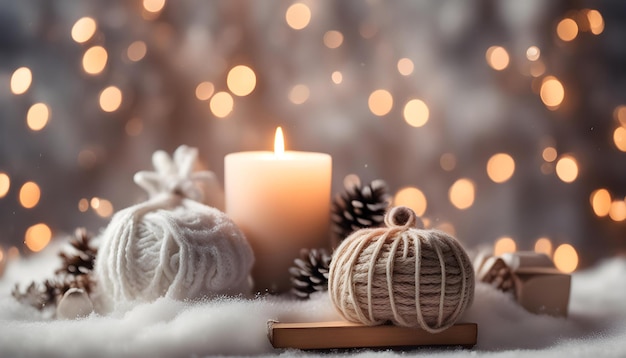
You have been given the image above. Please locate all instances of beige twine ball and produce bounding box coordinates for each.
[328,206,475,333]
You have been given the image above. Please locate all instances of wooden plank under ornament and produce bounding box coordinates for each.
[267,321,478,350]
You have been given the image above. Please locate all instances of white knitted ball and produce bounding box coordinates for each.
[94,146,254,309]
[328,206,474,333]
[96,197,254,307]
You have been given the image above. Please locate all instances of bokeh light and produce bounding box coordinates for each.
[125,117,143,136]
[288,84,310,104]
[99,86,123,112]
[403,99,429,127]
[143,0,166,13]
[92,197,114,218]
[10,67,32,95]
[77,149,97,169]
[0,173,10,198]
[127,41,147,62]
[78,198,89,212]
[557,18,578,42]
[494,237,516,256]
[534,237,553,257]
[227,65,256,96]
[435,222,456,236]
[554,244,578,273]
[323,30,343,49]
[26,103,50,131]
[7,246,19,260]
[486,153,515,183]
[19,181,40,209]
[368,89,393,116]
[394,186,427,217]
[397,58,414,76]
[530,61,546,77]
[24,223,52,253]
[590,189,611,217]
[609,200,626,222]
[342,174,361,189]
[540,76,565,109]
[209,91,234,118]
[613,126,626,152]
[195,81,215,101]
[555,155,579,183]
[440,153,457,171]
[542,146,558,162]
[449,178,475,210]
[82,46,108,75]
[285,3,311,30]
[526,46,540,61]
[331,71,343,84]
[586,9,604,35]
[71,17,97,43]
[486,46,510,71]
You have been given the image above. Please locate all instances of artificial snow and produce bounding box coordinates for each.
[1,243,625,358]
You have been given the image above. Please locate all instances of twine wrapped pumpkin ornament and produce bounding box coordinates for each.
[95,146,254,310]
[328,206,474,333]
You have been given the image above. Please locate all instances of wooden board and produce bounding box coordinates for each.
[268,320,477,350]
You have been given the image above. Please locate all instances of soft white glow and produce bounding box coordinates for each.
[274,127,285,157]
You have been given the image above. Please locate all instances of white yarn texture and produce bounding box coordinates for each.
[328,206,475,333]
[95,146,254,308]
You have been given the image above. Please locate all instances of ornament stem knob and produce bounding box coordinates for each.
[384,206,422,229]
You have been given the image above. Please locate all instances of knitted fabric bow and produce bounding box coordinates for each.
[134,145,219,203]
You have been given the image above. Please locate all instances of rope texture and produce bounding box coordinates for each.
[329,206,474,333]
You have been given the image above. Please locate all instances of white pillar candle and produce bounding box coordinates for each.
[225,128,332,292]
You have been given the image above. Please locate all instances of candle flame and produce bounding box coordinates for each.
[274,127,285,156]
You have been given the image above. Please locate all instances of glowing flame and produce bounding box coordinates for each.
[274,127,285,157]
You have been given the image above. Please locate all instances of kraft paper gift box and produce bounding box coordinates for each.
[476,251,571,317]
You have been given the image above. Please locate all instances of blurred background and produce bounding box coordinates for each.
[0,0,625,272]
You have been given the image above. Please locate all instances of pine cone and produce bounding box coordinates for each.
[289,248,332,299]
[12,280,59,311]
[56,227,97,276]
[13,227,98,312]
[331,179,390,244]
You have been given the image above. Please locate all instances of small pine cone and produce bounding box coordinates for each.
[331,179,390,244]
[56,228,97,276]
[289,248,332,299]
[12,280,59,311]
